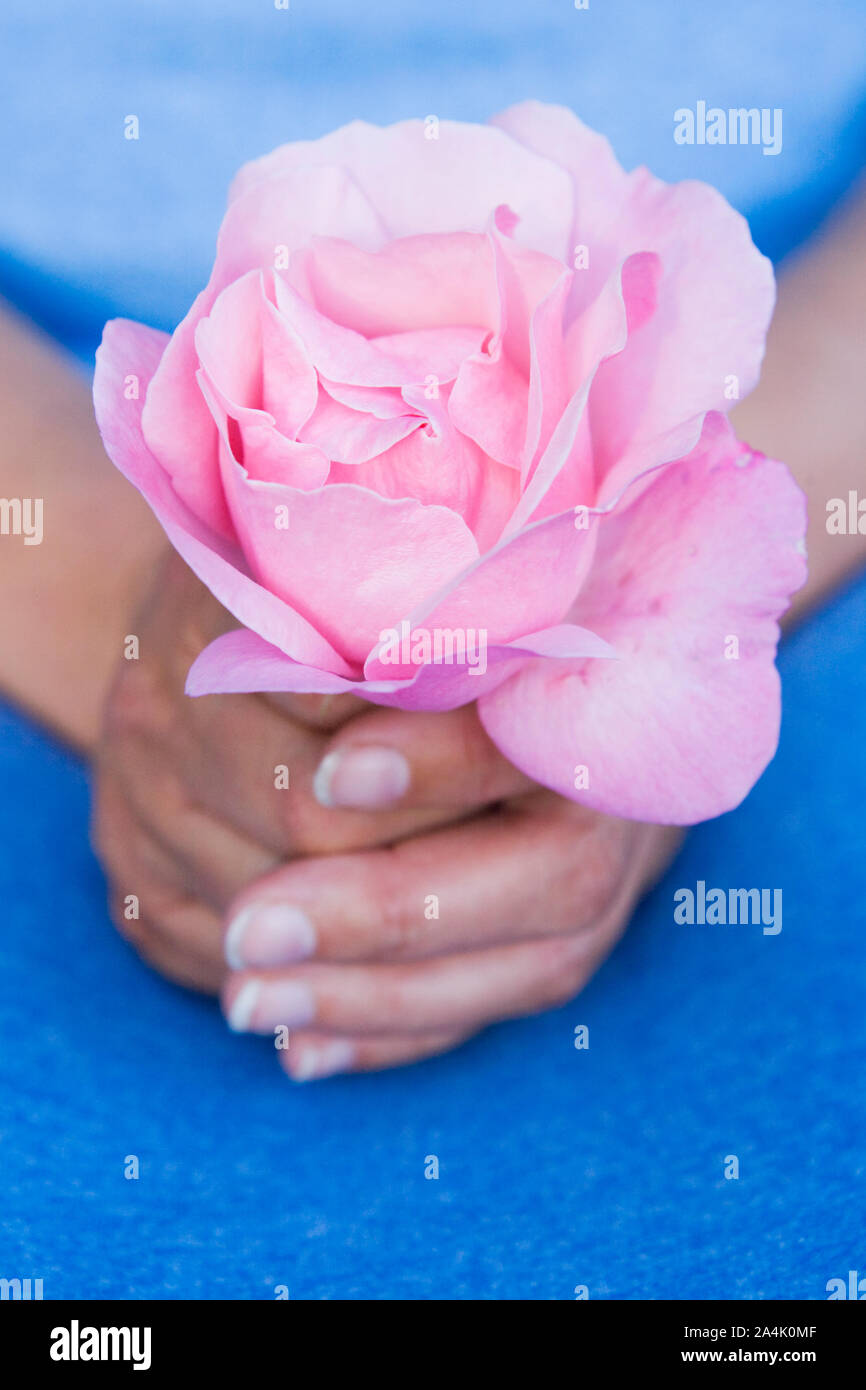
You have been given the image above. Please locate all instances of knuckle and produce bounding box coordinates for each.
[559,952,591,1004]
[90,775,134,881]
[105,906,176,983]
[91,779,184,945]
[565,818,634,925]
[280,787,384,858]
[373,851,425,957]
[107,888,148,948]
[101,654,175,748]
[533,938,588,1009]
[154,897,193,943]
[279,792,336,855]
[276,692,359,731]
[377,892,415,959]
[89,779,116,866]
[454,708,502,804]
[373,968,413,1022]
[108,871,184,952]
[595,816,634,881]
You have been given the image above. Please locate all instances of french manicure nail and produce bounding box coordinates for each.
[225,903,316,969]
[313,746,411,809]
[227,978,315,1034]
[291,1039,356,1081]
[226,979,261,1032]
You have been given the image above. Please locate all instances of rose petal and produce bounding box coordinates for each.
[203,389,480,666]
[195,274,329,490]
[93,318,353,674]
[305,232,498,336]
[140,165,388,533]
[187,622,615,715]
[478,416,807,824]
[229,117,575,258]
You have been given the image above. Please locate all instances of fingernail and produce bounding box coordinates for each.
[225,903,316,970]
[291,1039,356,1081]
[226,980,261,1032]
[313,746,411,809]
[226,978,315,1033]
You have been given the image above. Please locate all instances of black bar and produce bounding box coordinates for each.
[0,1298,862,1374]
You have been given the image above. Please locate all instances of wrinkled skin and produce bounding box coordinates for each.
[92,551,682,1079]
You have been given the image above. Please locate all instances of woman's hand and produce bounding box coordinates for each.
[91,549,529,991]
[221,793,680,1079]
[92,550,680,1074]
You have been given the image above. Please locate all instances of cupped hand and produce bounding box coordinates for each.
[221,786,680,1080]
[92,552,681,1076]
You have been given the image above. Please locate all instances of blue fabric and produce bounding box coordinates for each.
[3,0,866,359]
[1,0,864,1299]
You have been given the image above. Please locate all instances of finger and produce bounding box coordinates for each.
[107,899,226,994]
[96,778,228,987]
[92,767,188,903]
[222,929,614,1038]
[276,1027,472,1081]
[222,796,641,969]
[151,797,282,912]
[262,690,363,731]
[310,702,534,813]
[100,759,281,913]
[104,631,434,863]
[136,897,227,992]
[94,766,278,988]
[183,687,502,857]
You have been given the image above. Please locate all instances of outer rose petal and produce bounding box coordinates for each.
[588,171,774,491]
[491,101,633,313]
[140,165,388,534]
[478,416,807,824]
[228,118,575,259]
[187,630,362,698]
[495,100,776,490]
[395,507,600,649]
[187,623,616,714]
[93,318,353,676]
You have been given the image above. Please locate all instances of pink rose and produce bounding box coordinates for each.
[94,102,806,824]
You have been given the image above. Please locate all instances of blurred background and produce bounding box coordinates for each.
[5,0,866,361]
[0,0,864,1299]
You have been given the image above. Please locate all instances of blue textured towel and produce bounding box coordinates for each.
[0,0,864,1299]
